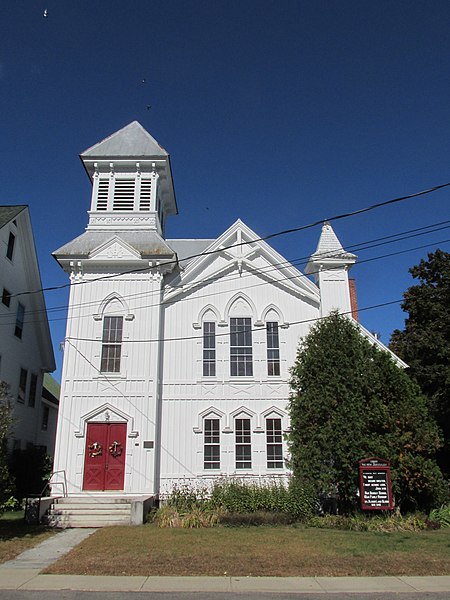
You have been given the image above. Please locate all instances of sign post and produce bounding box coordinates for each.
[359,458,393,511]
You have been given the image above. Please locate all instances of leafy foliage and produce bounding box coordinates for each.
[429,504,450,528]
[390,249,450,476]
[288,312,445,513]
[307,513,430,532]
[0,382,15,515]
[10,447,53,501]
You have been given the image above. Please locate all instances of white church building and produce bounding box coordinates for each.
[50,122,403,524]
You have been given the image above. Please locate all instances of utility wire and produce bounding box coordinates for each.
[7,180,450,300]
[2,236,449,328]
[3,219,449,321]
[65,298,403,345]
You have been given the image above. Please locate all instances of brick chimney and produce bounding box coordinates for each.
[349,278,359,321]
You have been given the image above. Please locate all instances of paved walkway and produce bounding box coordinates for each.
[0,529,449,593]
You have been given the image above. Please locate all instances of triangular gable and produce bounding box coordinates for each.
[164,219,319,304]
[89,235,141,261]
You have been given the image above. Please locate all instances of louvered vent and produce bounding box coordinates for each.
[113,180,135,211]
[96,179,109,210]
[139,179,152,211]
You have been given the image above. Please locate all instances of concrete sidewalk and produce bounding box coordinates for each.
[0,570,450,593]
[0,529,449,594]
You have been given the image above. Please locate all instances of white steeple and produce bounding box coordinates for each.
[305,222,357,317]
[80,121,177,237]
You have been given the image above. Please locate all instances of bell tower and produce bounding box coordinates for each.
[80,121,177,237]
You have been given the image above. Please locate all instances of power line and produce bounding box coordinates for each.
[2,219,449,323]
[65,298,403,345]
[7,180,450,301]
[1,235,449,329]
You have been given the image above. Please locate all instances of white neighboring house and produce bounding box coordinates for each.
[52,122,405,502]
[0,205,56,454]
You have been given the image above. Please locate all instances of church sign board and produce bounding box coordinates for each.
[359,458,393,510]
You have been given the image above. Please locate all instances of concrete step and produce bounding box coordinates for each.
[49,509,131,516]
[55,497,134,505]
[51,503,132,511]
[49,517,131,528]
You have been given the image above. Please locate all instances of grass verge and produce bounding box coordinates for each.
[45,524,450,577]
[0,511,54,564]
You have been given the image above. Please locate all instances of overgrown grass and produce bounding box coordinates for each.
[0,511,54,564]
[44,523,450,577]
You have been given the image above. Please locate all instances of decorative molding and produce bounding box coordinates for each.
[74,402,138,438]
[193,407,226,433]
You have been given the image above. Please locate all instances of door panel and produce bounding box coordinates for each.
[83,422,126,491]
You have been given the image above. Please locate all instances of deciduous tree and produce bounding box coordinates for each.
[390,249,450,476]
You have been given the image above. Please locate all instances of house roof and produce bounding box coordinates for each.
[80,121,169,159]
[166,239,214,267]
[54,230,176,259]
[0,205,27,229]
[312,221,357,260]
[42,373,60,405]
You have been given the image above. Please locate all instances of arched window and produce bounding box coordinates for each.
[99,296,126,373]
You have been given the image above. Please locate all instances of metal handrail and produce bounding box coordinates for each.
[24,470,67,524]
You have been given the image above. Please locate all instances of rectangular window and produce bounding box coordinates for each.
[100,316,123,373]
[15,302,25,338]
[2,288,11,307]
[230,317,253,376]
[18,368,27,403]
[28,373,38,408]
[41,405,50,431]
[113,179,135,211]
[266,418,283,469]
[6,232,15,260]
[204,418,220,469]
[203,322,216,376]
[266,322,280,376]
[235,418,251,469]
[96,179,110,210]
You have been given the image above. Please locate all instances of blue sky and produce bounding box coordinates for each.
[1,1,450,379]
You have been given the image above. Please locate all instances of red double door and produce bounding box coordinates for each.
[83,423,127,491]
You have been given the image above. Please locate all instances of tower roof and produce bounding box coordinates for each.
[305,222,356,274]
[80,121,169,159]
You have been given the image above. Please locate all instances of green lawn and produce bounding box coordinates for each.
[45,523,450,577]
[0,511,54,564]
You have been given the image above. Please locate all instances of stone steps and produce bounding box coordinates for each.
[46,495,153,528]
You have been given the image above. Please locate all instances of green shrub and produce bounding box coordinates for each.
[153,504,223,528]
[429,504,450,528]
[307,512,430,532]
[210,479,318,520]
[220,511,296,526]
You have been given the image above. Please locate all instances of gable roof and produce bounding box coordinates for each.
[0,205,27,229]
[164,219,320,305]
[80,121,169,159]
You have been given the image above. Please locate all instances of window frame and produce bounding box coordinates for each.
[14,302,25,338]
[18,368,27,403]
[202,321,216,377]
[100,315,123,373]
[6,232,15,260]
[2,288,11,308]
[203,417,220,470]
[41,405,50,431]
[235,417,252,469]
[266,321,281,376]
[266,417,284,469]
[28,373,38,408]
[230,317,253,377]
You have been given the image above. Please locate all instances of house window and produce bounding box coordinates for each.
[15,302,25,338]
[28,373,38,408]
[100,316,123,373]
[266,418,283,469]
[204,418,220,469]
[235,418,251,469]
[6,232,15,260]
[18,368,27,403]
[203,322,216,376]
[230,317,253,376]
[266,322,280,376]
[2,288,11,307]
[41,405,50,431]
